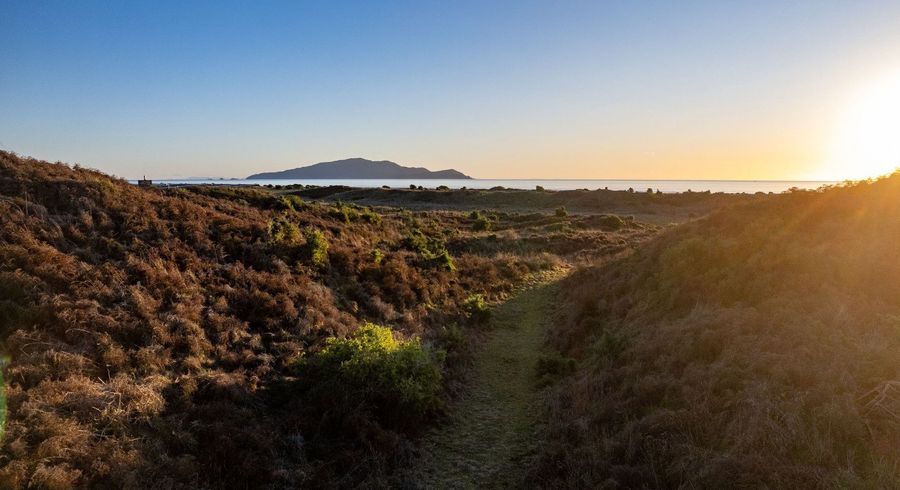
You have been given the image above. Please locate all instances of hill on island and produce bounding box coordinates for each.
[247,158,471,179]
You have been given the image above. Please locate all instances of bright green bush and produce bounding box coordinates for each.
[280,195,305,211]
[463,294,490,323]
[299,323,444,421]
[304,227,329,266]
[267,215,300,243]
[361,207,382,224]
[371,249,384,265]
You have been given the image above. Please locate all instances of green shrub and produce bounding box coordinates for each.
[371,249,384,265]
[404,229,432,255]
[403,229,453,269]
[536,185,545,191]
[297,323,444,422]
[436,185,450,191]
[361,207,382,225]
[555,206,568,217]
[330,202,359,223]
[594,330,627,361]
[267,216,300,243]
[280,195,305,211]
[430,250,456,271]
[463,294,490,323]
[597,214,625,230]
[547,222,569,233]
[469,210,482,220]
[473,216,491,232]
[536,352,576,377]
[304,227,329,266]
[535,351,577,387]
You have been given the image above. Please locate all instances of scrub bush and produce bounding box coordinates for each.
[304,227,329,266]
[296,324,444,424]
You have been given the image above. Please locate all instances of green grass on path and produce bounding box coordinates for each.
[411,269,567,489]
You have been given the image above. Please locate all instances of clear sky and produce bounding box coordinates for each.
[3,1,900,180]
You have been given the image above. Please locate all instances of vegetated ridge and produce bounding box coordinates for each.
[535,174,900,488]
[247,157,471,180]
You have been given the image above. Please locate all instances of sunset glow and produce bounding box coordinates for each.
[826,70,900,180]
[3,2,900,181]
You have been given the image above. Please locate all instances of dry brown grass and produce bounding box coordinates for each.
[0,151,661,487]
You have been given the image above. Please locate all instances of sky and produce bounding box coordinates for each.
[3,1,900,180]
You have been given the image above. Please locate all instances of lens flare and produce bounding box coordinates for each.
[827,70,900,180]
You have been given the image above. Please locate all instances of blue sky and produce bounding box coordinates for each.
[3,1,900,179]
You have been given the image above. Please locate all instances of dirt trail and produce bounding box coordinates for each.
[412,269,567,489]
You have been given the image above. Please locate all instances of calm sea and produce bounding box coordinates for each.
[140,178,837,194]
[141,179,835,193]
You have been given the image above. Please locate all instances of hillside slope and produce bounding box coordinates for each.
[536,175,900,488]
[247,158,471,179]
[0,151,667,488]
[0,152,543,488]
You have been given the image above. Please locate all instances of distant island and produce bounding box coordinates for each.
[247,158,472,179]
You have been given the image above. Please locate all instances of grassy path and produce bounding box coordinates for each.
[412,269,566,489]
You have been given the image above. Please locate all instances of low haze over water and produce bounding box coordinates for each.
[143,179,837,194]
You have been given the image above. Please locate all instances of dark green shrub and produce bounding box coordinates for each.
[547,222,569,233]
[597,214,625,230]
[536,185,545,191]
[469,210,482,220]
[404,229,431,255]
[304,227,329,266]
[430,250,456,271]
[555,206,568,217]
[535,352,577,386]
[595,330,628,361]
[473,216,491,232]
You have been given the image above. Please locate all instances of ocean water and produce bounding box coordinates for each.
[140,178,837,194]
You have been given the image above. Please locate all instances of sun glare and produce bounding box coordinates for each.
[827,70,900,180]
